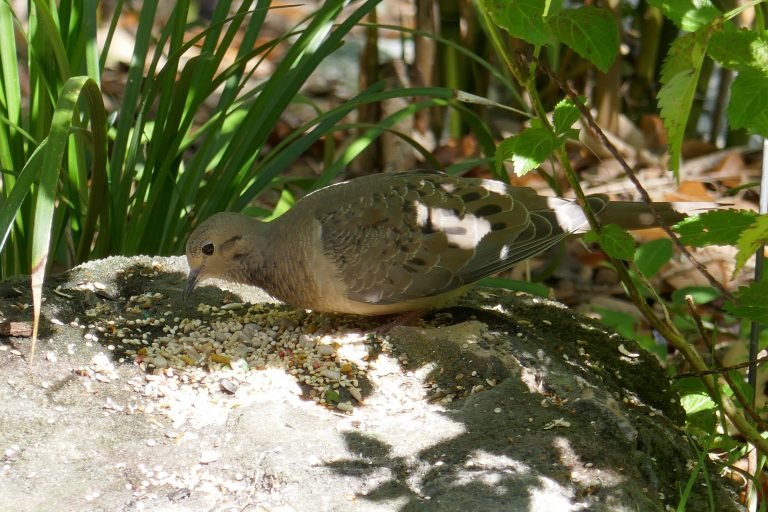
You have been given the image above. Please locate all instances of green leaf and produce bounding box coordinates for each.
[496,126,558,176]
[725,281,768,323]
[657,31,709,174]
[552,98,581,137]
[635,239,674,277]
[481,0,550,46]
[548,6,619,73]
[674,210,757,246]
[734,215,768,275]
[646,0,720,32]
[709,28,768,74]
[584,224,636,261]
[680,392,717,415]
[681,392,718,433]
[671,286,720,305]
[727,67,768,137]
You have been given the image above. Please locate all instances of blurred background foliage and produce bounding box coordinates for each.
[2,1,768,505]
[1,0,762,278]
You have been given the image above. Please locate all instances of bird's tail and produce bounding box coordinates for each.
[553,194,719,234]
[595,199,717,231]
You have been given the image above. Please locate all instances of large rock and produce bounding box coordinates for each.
[0,256,742,511]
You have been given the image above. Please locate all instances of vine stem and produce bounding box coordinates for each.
[503,51,768,457]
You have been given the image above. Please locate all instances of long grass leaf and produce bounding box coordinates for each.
[314,98,450,189]
[108,0,158,242]
[29,0,72,83]
[30,76,104,363]
[369,22,520,101]
[98,0,125,72]
[0,145,46,252]
[0,1,22,171]
[82,0,100,83]
[76,90,109,261]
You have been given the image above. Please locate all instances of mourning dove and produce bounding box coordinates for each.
[184,171,700,315]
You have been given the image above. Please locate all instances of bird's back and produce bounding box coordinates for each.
[267,172,600,314]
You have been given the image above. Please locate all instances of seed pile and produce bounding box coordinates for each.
[66,270,386,412]
[55,263,509,413]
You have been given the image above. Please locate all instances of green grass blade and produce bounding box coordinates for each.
[369,22,521,104]
[0,1,22,171]
[29,0,72,84]
[82,0,101,83]
[108,0,158,241]
[314,98,452,189]
[98,0,125,72]
[0,145,46,252]
[30,76,104,362]
[200,0,375,221]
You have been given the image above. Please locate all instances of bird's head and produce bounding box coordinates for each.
[183,212,262,301]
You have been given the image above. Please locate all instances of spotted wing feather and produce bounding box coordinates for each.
[317,172,606,305]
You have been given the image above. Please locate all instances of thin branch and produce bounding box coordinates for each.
[673,355,768,378]
[534,56,735,302]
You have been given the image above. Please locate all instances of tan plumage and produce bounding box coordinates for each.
[183,171,699,315]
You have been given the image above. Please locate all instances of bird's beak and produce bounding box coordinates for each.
[183,266,202,303]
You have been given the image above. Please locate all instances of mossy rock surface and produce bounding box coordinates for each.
[0,256,742,512]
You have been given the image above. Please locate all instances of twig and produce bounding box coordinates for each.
[506,50,768,459]
[673,355,768,377]
[534,56,735,302]
[683,296,767,430]
[0,321,33,337]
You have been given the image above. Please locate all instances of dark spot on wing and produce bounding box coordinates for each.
[461,191,482,202]
[492,222,507,231]
[409,257,427,266]
[475,204,502,217]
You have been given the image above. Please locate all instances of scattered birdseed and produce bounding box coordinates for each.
[199,450,220,464]
[542,418,571,429]
[81,280,386,411]
[618,343,640,358]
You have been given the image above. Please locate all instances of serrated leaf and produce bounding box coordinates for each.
[727,67,768,137]
[496,127,559,176]
[481,0,550,46]
[680,392,717,415]
[646,0,720,31]
[635,238,674,277]
[658,31,709,174]
[660,31,708,82]
[585,224,636,261]
[552,98,581,137]
[709,28,768,74]
[548,6,619,73]
[674,210,757,246]
[725,281,768,323]
[734,215,768,275]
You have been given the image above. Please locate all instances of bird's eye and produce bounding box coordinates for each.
[202,242,215,256]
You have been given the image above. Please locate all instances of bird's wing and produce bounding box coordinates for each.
[316,172,599,305]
